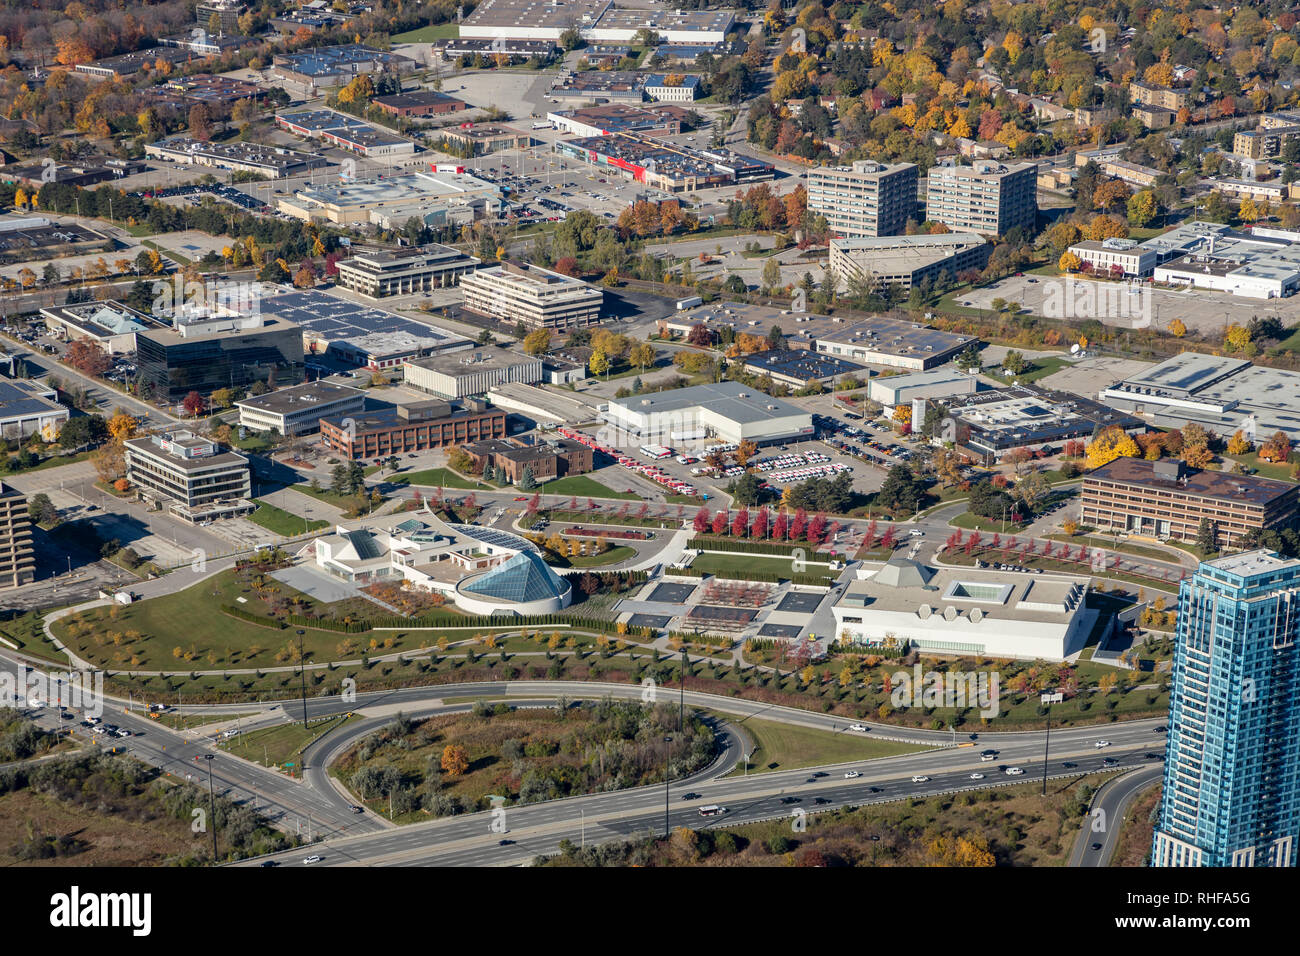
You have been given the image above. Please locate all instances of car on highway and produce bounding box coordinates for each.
[679,792,701,801]
[779,796,800,804]
[911,775,930,783]
[843,770,860,779]
[1154,725,1167,734]
[980,753,996,762]
[303,855,323,865]
[813,797,830,805]
[1102,757,1118,766]
[349,805,364,813]
[1062,762,1077,768]
[1095,740,1112,748]
[1091,842,1103,851]
[498,839,515,846]
[1005,767,1025,775]
[969,772,985,779]
[848,723,867,732]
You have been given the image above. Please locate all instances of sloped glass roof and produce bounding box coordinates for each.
[343,529,383,560]
[462,551,567,604]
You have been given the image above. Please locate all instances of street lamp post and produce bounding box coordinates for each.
[663,735,673,838]
[203,753,219,863]
[296,630,308,729]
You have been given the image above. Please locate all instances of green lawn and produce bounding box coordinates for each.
[542,475,640,500]
[50,567,413,670]
[158,711,259,731]
[292,484,386,512]
[724,714,933,775]
[559,544,637,568]
[949,511,1028,533]
[392,22,460,42]
[690,551,837,582]
[393,467,488,490]
[987,355,1072,385]
[1,450,92,477]
[1223,452,1297,483]
[247,500,329,536]
[219,714,359,769]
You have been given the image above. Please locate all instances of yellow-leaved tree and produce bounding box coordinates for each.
[1085,425,1140,470]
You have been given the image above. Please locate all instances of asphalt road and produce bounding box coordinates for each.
[1070,763,1165,867]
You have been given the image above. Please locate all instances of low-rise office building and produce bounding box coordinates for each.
[234,381,366,437]
[829,232,991,293]
[272,45,414,88]
[868,368,978,412]
[0,481,34,588]
[462,436,593,483]
[459,261,603,330]
[123,430,253,522]
[275,109,416,157]
[319,399,506,459]
[831,557,1091,661]
[40,301,161,354]
[371,89,467,117]
[434,124,534,157]
[0,379,70,440]
[1066,237,1159,277]
[405,346,544,399]
[1081,457,1299,549]
[279,170,501,227]
[333,245,481,298]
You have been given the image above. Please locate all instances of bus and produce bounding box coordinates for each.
[697,805,727,817]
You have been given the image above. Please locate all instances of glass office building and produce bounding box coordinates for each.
[136,315,304,402]
[1153,550,1300,867]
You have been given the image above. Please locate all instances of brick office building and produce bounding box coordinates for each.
[462,437,593,484]
[319,399,505,459]
[1081,458,1300,550]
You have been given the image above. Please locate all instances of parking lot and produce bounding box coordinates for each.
[959,273,1300,335]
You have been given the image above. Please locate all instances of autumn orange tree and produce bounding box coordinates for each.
[440,744,469,777]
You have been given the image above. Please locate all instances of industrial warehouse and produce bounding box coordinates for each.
[553,133,774,193]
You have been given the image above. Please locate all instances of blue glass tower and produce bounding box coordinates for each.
[1153,550,1300,867]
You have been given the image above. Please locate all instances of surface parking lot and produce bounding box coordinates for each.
[961,273,1300,335]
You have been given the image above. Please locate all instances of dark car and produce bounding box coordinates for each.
[779,796,800,804]
[866,786,881,793]
[813,797,830,805]
[349,805,364,813]
[1154,725,1168,734]
[1062,762,1077,769]
[260,860,279,867]
[498,839,514,846]
[1091,843,1103,851]
[679,792,701,801]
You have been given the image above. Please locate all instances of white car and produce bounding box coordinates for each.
[911,775,930,783]
[969,772,985,780]
[980,753,996,762]
[1095,740,1112,748]
[1005,767,1024,776]
[908,529,925,537]
[843,770,860,779]
[303,855,323,865]
[848,723,868,732]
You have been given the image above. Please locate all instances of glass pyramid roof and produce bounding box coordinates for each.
[462,550,567,604]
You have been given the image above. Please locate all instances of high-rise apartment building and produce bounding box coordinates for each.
[1152,550,1300,867]
[925,161,1038,236]
[0,482,34,588]
[806,161,917,238]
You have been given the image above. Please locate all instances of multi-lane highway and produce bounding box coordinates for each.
[3,648,1169,867]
